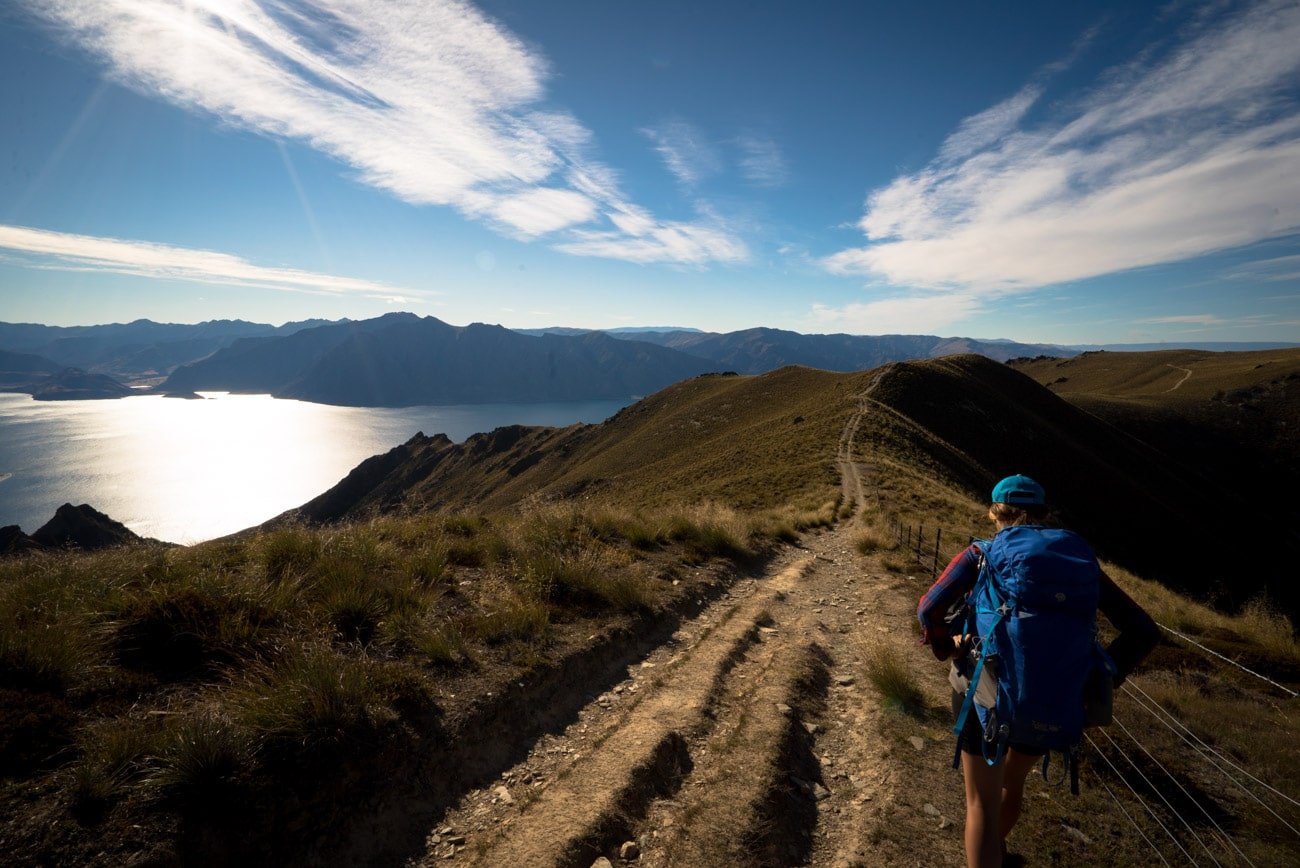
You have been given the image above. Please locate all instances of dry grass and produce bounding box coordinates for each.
[863,638,926,715]
[0,500,785,855]
[1104,561,1300,669]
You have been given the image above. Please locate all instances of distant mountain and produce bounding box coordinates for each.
[1066,341,1300,352]
[605,327,1072,372]
[0,317,343,380]
[0,349,62,390]
[514,326,703,337]
[163,314,717,406]
[28,368,134,401]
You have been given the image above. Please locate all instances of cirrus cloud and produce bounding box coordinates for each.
[824,0,1300,294]
[0,223,422,299]
[34,0,745,264]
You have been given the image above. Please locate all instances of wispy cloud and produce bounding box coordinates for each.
[808,293,984,334]
[0,223,419,299]
[1225,252,1300,283]
[35,0,743,265]
[825,0,1300,294]
[1142,313,1227,325]
[736,135,788,187]
[642,119,721,187]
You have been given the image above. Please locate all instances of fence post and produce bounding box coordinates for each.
[905,525,911,550]
[916,522,924,560]
[933,528,942,577]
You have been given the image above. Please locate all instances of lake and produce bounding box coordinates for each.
[0,392,630,544]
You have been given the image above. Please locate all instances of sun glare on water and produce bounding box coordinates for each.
[0,392,624,544]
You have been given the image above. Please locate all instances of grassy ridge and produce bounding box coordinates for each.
[294,367,855,526]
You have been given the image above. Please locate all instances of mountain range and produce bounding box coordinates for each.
[2,313,1297,408]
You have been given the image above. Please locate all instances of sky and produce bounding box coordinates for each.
[1,0,1298,344]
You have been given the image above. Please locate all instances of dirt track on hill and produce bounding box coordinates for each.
[405,384,964,868]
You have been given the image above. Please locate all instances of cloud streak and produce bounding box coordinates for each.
[737,135,788,187]
[36,0,744,265]
[0,223,420,299]
[825,0,1300,293]
[642,119,721,187]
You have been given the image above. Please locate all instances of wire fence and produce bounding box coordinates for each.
[884,516,1299,862]
[841,424,1296,862]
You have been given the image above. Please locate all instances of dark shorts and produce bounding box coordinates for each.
[950,690,1046,758]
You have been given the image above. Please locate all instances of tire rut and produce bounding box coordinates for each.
[428,555,817,866]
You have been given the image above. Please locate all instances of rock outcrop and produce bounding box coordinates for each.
[27,504,143,550]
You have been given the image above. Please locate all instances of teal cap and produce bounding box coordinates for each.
[992,474,1045,505]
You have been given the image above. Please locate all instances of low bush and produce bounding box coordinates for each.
[467,595,550,645]
[231,648,392,758]
[864,640,925,715]
[147,713,252,801]
[261,527,321,582]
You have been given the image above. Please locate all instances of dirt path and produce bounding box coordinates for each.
[411,391,943,867]
[1164,363,1194,392]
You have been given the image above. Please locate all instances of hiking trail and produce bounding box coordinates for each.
[408,386,955,867]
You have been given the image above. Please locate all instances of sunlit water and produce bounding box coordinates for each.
[0,392,629,544]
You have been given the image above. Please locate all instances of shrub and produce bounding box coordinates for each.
[232,648,392,757]
[468,596,549,645]
[261,528,321,582]
[111,584,273,678]
[418,623,469,667]
[864,641,925,715]
[147,713,251,801]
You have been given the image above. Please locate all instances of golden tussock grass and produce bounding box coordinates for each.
[0,500,791,829]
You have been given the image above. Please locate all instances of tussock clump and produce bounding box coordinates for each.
[231,647,392,758]
[666,504,753,564]
[854,513,898,556]
[110,583,274,678]
[467,594,550,645]
[261,527,321,582]
[147,713,252,801]
[864,639,925,715]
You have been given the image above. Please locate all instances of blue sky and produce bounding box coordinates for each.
[1,0,1298,344]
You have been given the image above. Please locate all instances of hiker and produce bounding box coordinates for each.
[916,475,1159,868]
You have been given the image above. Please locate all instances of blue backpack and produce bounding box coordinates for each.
[952,525,1112,791]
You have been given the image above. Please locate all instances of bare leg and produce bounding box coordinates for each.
[961,751,1005,868]
[999,749,1040,844]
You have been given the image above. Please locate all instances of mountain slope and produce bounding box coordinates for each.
[162,313,422,394]
[0,318,340,379]
[0,349,62,390]
[273,366,858,524]
[166,315,718,406]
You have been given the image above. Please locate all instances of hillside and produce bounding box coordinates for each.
[272,366,859,526]
[0,349,61,390]
[164,314,717,406]
[276,351,1294,614]
[28,368,134,401]
[1008,349,1300,587]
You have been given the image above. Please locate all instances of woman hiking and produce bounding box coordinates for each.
[917,474,1159,868]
